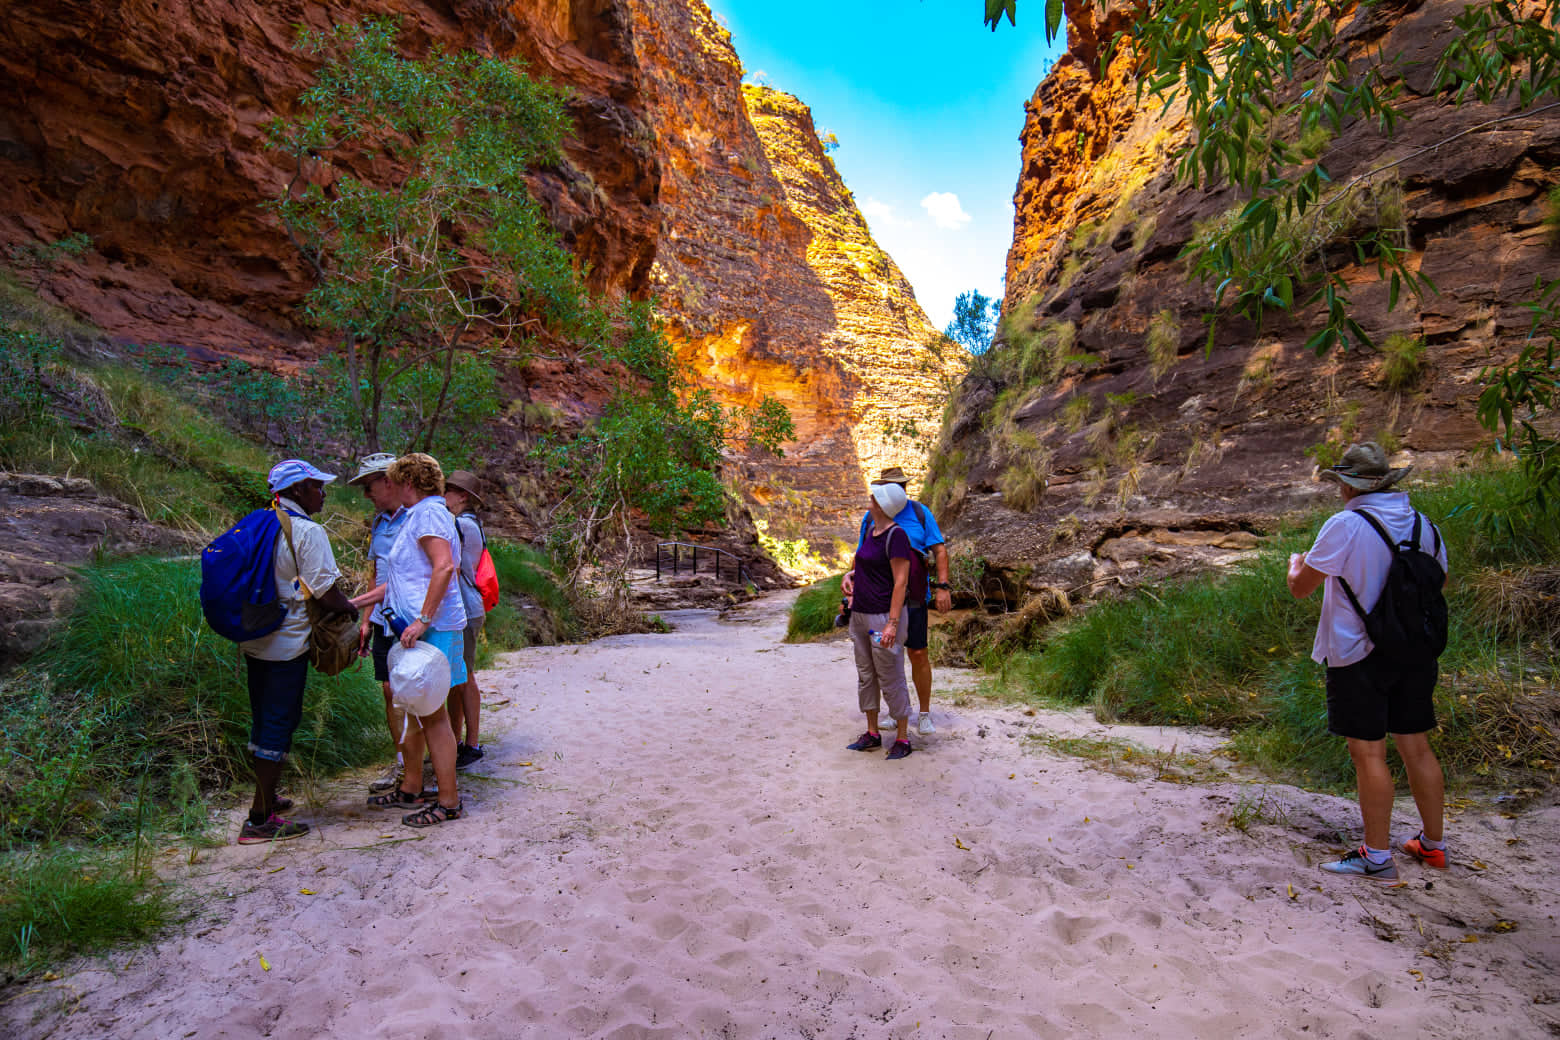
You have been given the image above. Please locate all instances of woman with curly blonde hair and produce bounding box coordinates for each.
[351,452,466,826]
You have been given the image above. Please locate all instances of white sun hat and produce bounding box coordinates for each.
[388,641,451,719]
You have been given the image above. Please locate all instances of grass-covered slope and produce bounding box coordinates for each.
[993,467,1560,790]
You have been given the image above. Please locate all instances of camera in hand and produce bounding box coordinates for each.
[833,597,851,628]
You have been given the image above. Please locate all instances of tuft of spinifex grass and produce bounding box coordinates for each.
[0,847,177,974]
[786,573,845,642]
[2,555,385,846]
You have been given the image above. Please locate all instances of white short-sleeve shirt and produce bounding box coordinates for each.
[1303,491,1449,667]
[386,495,467,632]
[239,498,343,662]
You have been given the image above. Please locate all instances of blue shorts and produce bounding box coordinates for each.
[245,653,309,762]
[423,627,468,687]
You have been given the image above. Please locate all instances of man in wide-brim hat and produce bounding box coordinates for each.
[1286,442,1450,881]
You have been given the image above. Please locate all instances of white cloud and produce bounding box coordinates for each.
[920,192,971,230]
[860,197,904,229]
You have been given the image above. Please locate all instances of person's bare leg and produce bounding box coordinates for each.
[250,756,283,819]
[399,721,427,796]
[1392,731,1444,843]
[1346,737,1394,850]
[896,716,909,743]
[421,706,460,809]
[865,708,879,732]
[446,689,466,746]
[908,648,932,714]
[460,677,481,748]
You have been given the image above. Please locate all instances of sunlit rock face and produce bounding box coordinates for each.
[627,0,962,550]
[943,0,1559,595]
[0,0,660,364]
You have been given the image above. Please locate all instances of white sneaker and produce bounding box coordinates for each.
[917,713,936,736]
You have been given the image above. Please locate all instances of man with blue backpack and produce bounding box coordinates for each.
[1286,443,1449,881]
[203,459,358,844]
[841,466,952,736]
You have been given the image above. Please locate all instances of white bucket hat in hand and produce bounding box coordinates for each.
[388,641,450,721]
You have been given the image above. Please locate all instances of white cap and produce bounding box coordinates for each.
[266,458,337,494]
[870,481,907,517]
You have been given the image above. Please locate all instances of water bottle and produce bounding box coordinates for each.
[833,597,851,628]
[381,606,410,637]
[869,629,882,646]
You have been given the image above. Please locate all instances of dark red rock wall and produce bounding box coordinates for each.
[944,0,1560,591]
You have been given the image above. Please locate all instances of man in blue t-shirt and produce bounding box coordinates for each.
[843,466,951,735]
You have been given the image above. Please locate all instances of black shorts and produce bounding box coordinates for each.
[371,627,395,683]
[904,605,929,652]
[1325,649,1438,741]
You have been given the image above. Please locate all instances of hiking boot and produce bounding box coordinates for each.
[847,731,883,751]
[1321,846,1398,882]
[886,739,913,761]
[455,743,485,770]
[917,713,936,736]
[1400,834,1448,869]
[368,762,403,793]
[238,814,309,845]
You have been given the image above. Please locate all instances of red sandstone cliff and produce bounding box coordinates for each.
[0,0,955,561]
[939,0,1560,592]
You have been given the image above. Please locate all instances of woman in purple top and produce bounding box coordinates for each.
[841,480,920,759]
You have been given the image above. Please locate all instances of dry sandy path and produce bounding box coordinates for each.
[7,593,1558,1038]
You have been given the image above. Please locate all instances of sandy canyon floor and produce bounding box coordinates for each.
[5,592,1558,1039]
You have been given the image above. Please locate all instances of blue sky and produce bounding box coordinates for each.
[707,1,1067,329]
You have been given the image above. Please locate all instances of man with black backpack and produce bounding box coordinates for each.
[1286,442,1449,881]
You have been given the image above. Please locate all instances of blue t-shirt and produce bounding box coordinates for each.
[369,507,408,633]
[857,499,943,604]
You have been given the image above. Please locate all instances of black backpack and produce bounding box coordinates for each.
[1337,509,1448,662]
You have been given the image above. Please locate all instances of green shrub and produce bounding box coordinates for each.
[1546,185,1560,244]
[786,573,845,642]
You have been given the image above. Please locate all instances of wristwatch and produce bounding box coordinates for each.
[931,581,951,590]
[416,611,434,625]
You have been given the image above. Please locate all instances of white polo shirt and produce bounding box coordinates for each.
[1303,491,1449,667]
[239,498,343,662]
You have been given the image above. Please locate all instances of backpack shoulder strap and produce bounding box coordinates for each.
[1351,508,1396,554]
[272,504,316,599]
[912,500,927,528]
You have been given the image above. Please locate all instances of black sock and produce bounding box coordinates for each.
[249,809,269,826]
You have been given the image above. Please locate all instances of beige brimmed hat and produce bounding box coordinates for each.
[347,453,397,486]
[1319,442,1413,492]
[444,469,486,508]
[870,466,911,487]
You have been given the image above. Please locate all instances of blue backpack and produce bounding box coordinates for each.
[200,507,289,642]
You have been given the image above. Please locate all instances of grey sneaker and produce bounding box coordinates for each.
[917,713,936,736]
[368,762,403,793]
[1321,847,1398,882]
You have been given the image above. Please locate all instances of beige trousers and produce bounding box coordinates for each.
[848,609,911,721]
